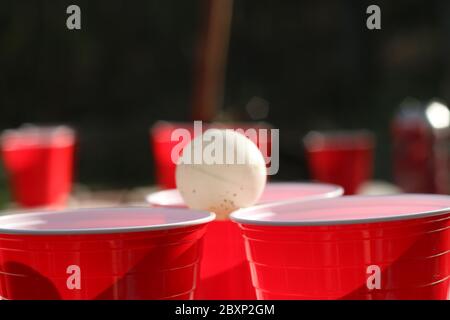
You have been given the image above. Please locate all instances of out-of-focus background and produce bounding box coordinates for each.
[0,0,449,209]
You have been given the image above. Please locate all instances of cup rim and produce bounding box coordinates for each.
[0,206,215,235]
[146,182,344,207]
[303,129,375,151]
[146,189,186,207]
[0,125,75,149]
[230,194,450,226]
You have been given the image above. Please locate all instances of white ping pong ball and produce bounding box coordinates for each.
[176,129,267,217]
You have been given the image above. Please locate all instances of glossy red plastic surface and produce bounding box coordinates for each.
[0,225,208,300]
[147,183,343,299]
[194,220,255,299]
[0,207,214,300]
[233,196,450,300]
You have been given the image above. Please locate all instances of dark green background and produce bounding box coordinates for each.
[0,0,448,192]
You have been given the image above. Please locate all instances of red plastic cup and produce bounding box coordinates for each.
[150,122,200,189]
[230,194,450,300]
[0,207,215,300]
[150,121,273,189]
[303,130,375,195]
[0,126,75,208]
[146,182,344,299]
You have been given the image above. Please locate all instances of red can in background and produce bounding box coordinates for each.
[231,194,450,300]
[0,207,215,300]
[0,126,75,208]
[150,121,273,189]
[303,130,375,195]
[146,182,343,299]
[392,100,450,194]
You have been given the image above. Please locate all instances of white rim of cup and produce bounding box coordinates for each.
[146,189,186,207]
[0,125,75,149]
[0,206,216,235]
[256,182,344,203]
[145,182,344,207]
[230,194,450,226]
[303,129,375,151]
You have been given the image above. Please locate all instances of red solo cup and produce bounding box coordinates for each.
[149,121,273,189]
[0,126,75,208]
[303,130,375,195]
[231,194,450,300]
[146,182,344,299]
[0,207,215,300]
[150,122,201,189]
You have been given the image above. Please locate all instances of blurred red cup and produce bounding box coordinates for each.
[230,194,450,300]
[303,130,375,195]
[150,122,200,189]
[146,182,343,299]
[0,125,75,208]
[149,121,273,189]
[0,207,215,300]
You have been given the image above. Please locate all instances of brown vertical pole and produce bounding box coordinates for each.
[191,0,234,121]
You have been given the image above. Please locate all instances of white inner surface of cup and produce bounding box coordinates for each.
[147,189,186,206]
[0,207,215,234]
[258,183,343,203]
[147,182,343,207]
[303,130,375,151]
[231,194,450,226]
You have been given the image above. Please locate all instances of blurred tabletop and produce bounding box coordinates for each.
[0,181,401,215]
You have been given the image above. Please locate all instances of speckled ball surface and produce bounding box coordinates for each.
[176,129,267,217]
